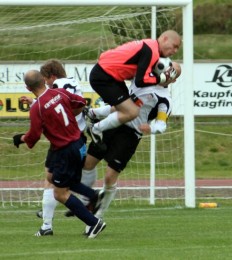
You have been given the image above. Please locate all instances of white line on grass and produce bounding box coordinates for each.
[2,244,232,258]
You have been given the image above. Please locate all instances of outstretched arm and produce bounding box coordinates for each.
[20,96,36,106]
[139,119,167,135]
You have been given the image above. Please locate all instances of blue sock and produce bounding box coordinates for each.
[65,194,98,226]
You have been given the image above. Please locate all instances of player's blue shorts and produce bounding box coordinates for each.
[45,133,87,168]
[47,138,86,188]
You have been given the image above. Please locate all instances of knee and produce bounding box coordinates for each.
[53,189,68,204]
[126,113,137,122]
[127,105,140,120]
[122,108,139,122]
[83,155,99,170]
[53,191,60,202]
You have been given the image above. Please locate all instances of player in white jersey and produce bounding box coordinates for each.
[68,61,181,224]
[52,77,86,133]
[126,82,172,135]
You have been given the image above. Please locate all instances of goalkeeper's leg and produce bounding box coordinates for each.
[88,104,112,120]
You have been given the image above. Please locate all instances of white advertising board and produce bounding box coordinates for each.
[0,62,231,116]
[171,62,232,115]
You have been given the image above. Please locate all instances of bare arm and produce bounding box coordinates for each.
[20,96,36,106]
[139,120,167,135]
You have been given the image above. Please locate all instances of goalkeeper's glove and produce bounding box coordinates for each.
[13,134,25,148]
[159,66,177,84]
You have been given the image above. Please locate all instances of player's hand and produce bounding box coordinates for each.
[138,124,151,134]
[13,134,25,148]
[159,66,177,83]
[20,96,33,105]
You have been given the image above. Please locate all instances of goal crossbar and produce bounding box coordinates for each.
[0,0,192,7]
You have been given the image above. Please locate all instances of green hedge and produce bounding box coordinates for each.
[194,4,232,34]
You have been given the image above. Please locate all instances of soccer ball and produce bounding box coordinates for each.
[153,57,172,75]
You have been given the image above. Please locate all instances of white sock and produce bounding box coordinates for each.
[95,183,117,219]
[91,105,111,118]
[81,168,97,187]
[94,112,121,132]
[41,188,58,230]
[79,168,97,206]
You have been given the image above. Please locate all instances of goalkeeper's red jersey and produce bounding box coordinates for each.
[98,39,160,87]
[24,88,86,150]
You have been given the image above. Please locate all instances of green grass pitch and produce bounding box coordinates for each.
[1,204,232,260]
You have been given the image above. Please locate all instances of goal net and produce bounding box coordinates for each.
[0,3,191,208]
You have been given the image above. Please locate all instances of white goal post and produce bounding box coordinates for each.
[0,0,195,207]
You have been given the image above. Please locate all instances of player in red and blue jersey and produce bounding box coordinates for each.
[20,59,93,235]
[13,70,106,238]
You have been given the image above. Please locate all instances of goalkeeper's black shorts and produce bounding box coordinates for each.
[89,63,130,106]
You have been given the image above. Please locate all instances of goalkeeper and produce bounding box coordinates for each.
[88,30,181,148]
[68,61,181,225]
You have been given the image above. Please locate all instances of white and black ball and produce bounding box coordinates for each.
[153,57,172,75]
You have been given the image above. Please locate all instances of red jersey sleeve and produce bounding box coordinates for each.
[24,104,43,148]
